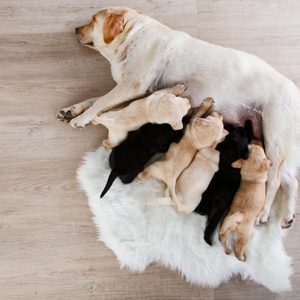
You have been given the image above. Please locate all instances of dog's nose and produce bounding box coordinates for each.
[75,27,80,34]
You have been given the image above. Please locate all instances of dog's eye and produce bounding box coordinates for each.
[87,42,94,47]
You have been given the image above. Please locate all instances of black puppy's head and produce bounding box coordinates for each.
[216,121,252,166]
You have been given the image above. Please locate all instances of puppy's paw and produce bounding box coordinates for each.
[171,84,186,95]
[138,171,149,182]
[102,139,113,149]
[281,214,295,229]
[202,97,215,109]
[237,254,246,262]
[225,248,232,255]
[171,122,183,130]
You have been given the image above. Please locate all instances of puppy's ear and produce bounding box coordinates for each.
[171,122,183,130]
[103,13,124,43]
[231,159,243,169]
[221,129,229,139]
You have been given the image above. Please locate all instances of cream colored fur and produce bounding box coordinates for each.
[148,147,220,215]
[92,84,190,148]
[138,100,227,212]
[58,7,300,227]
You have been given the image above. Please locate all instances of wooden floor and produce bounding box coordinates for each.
[1,0,300,299]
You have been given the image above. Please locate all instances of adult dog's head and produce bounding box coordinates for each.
[75,7,138,51]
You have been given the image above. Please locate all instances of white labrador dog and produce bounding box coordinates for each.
[57,7,300,228]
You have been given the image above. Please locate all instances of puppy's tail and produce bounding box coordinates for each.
[204,209,226,246]
[100,169,118,198]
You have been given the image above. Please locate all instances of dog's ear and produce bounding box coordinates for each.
[221,129,229,140]
[231,159,243,169]
[103,13,124,43]
[171,121,183,130]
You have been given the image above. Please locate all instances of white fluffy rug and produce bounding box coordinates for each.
[77,146,293,293]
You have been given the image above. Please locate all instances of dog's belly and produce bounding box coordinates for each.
[182,82,263,139]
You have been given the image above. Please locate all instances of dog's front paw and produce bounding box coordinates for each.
[69,115,90,128]
[57,109,75,122]
[57,104,84,122]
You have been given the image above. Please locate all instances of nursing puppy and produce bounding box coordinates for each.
[100,119,188,198]
[148,147,221,215]
[219,143,271,261]
[58,7,300,227]
[93,84,190,148]
[194,121,252,245]
[138,102,227,208]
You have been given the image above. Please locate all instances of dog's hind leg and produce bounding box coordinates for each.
[258,123,286,224]
[259,157,284,224]
[280,169,298,228]
[219,228,233,255]
[234,225,252,262]
[138,162,166,183]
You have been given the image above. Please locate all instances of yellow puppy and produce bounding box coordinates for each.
[147,147,221,215]
[138,98,227,211]
[219,143,271,262]
[92,84,190,148]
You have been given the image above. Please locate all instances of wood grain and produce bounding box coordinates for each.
[0,0,300,299]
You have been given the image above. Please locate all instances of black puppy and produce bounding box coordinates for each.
[100,116,191,198]
[194,121,253,245]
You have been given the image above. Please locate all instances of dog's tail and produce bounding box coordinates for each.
[100,169,118,198]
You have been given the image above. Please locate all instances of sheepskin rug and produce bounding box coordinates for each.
[77,146,293,293]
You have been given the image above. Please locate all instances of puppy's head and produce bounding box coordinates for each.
[148,92,191,129]
[75,7,138,51]
[216,121,253,165]
[231,144,271,175]
[189,113,226,148]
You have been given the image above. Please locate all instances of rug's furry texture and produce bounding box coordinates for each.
[77,147,293,292]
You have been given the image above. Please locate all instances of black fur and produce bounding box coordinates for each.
[100,116,191,198]
[194,120,253,245]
